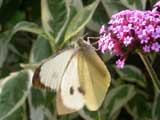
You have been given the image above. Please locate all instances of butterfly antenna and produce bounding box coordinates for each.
[87,37,99,44]
[87,36,101,51]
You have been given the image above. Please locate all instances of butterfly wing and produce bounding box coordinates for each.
[57,53,85,115]
[56,90,76,115]
[78,48,111,111]
[32,48,76,91]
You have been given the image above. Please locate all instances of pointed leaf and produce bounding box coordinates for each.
[13,21,44,37]
[115,65,147,88]
[120,0,147,10]
[103,85,136,119]
[101,0,127,17]
[29,88,56,120]
[0,32,10,68]
[0,70,32,120]
[101,0,147,17]
[87,3,109,32]
[29,36,52,63]
[127,92,152,119]
[72,0,83,11]
[152,94,160,120]
[5,21,44,45]
[4,107,24,120]
[64,1,99,42]
[0,22,44,68]
[41,0,70,42]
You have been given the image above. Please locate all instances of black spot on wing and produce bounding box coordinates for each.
[70,86,74,95]
[78,87,85,95]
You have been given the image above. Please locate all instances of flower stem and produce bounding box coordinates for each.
[138,52,160,93]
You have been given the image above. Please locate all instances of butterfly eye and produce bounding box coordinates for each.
[70,86,74,95]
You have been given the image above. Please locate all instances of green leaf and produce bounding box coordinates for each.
[64,0,99,42]
[126,91,152,120]
[13,21,44,37]
[101,0,127,17]
[29,88,56,120]
[103,85,136,119]
[0,32,10,68]
[41,0,70,42]
[87,3,109,32]
[115,65,147,88]
[119,0,147,10]
[0,0,3,8]
[140,0,147,10]
[4,107,24,120]
[101,0,147,17]
[29,36,52,63]
[30,88,46,109]
[152,94,160,120]
[0,70,32,120]
[0,21,44,68]
[71,0,83,11]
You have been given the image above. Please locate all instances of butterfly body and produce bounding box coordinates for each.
[32,42,111,115]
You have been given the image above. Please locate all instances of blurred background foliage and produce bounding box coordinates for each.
[0,0,160,120]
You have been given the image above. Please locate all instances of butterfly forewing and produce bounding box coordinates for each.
[78,48,111,111]
[32,48,76,91]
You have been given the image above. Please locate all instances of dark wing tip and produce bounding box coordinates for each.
[32,66,52,90]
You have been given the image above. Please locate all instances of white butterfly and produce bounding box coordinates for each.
[32,41,111,115]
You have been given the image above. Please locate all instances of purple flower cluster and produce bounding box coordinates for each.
[99,2,160,69]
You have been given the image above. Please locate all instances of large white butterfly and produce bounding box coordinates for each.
[32,41,111,115]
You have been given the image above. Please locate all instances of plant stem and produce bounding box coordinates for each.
[97,111,102,120]
[78,110,93,120]
[138,52,160,93]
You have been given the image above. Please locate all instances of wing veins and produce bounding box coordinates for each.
[58,48,80,91]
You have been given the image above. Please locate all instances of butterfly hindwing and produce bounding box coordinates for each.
[57,53,85,115]
[56,90,76,115]
[78,48,111,111]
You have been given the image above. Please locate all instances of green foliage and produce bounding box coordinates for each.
[127,92,152,120]
[0,32,10,68]
[29,36,52,63]
[115,65,147,88]
[101,0,147,17]
[103,85,136,119]
[0,0,159,120]
[41,0,68,43]
[13,21,44,37]
[153,94,160,120]
[64,1,99,43]
[0,70,32,120]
